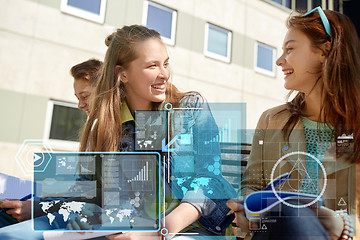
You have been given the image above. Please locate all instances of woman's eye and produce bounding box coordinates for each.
[286,47,293,53]
[164,62,169,67]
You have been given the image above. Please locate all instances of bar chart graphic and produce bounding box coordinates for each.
[127,161,150,183]
[204,118,232,144]
[122,158,155,192]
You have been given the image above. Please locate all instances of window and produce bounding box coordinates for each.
[311,0,331,10]
[143,1,177,46]
[255,42,276,77]
[43,100,87,150]
[266,0,336,11]
[268,0,292,9]
[60,0,107,24]
[312,0,323,8]
[204,23,232,63]
[296,0,308,11]
[333,0,340,12]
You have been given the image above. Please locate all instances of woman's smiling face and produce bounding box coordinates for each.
[121,37,170,111]
[276,28,324,94]
[74,78,94,115]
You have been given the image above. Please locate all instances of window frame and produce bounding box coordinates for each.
[254,41,277,77]
[264,0,336,11]
[142,1,177,46]
[43,100,84,151]
[204,22,232,63]
[262,0,293,10]
[60,0,107,24]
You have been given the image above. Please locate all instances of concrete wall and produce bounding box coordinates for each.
[0,0,291,179]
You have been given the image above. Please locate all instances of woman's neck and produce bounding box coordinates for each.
[303,89,323,122]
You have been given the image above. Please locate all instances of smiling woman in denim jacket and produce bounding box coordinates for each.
[76,25,235,239]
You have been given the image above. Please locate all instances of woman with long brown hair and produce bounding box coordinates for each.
[228,8,359,240]
[76,25,235,239]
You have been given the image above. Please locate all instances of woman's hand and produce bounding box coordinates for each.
[66,215,93,231]
[226,198,258,237]
[106,231,160,240]
[311,206,344,240]
[66,203,103,231]
[0,199,31,222]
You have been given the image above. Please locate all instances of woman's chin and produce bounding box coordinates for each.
[151,94,166,103]
[284,82,295,91]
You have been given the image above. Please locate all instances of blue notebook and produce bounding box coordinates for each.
[244,190,323,220]
[243,173,323,220]
[0,172,32,200]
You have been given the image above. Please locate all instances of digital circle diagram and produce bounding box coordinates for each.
[270,151,327,209]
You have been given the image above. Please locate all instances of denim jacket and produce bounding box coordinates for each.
[119,93,236,235]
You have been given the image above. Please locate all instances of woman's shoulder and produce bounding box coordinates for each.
[178,92,205,108]
[262,104,289,118]
[257,104,291,129]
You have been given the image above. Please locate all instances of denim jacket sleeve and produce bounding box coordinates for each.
[170,93,236,235]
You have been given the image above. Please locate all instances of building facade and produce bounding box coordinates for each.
[0,0,341,179]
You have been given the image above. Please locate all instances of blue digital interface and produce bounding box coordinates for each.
[32,102,248,234]
[33,152,161,232]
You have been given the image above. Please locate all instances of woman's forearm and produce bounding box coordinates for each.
[163,202,201,237]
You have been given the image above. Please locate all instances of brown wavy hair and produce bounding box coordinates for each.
[282,10,360,163]
[80,25,185,152]
[71,59,103,86]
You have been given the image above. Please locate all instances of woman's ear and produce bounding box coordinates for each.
[319,42,331,64]
[319,52,326,64]
[115,65,128,83]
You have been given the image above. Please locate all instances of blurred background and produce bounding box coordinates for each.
[0,0,358,180]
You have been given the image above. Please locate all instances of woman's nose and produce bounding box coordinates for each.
[276,54,285,66]
[159,68,170,80]
[78,101,86,109]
